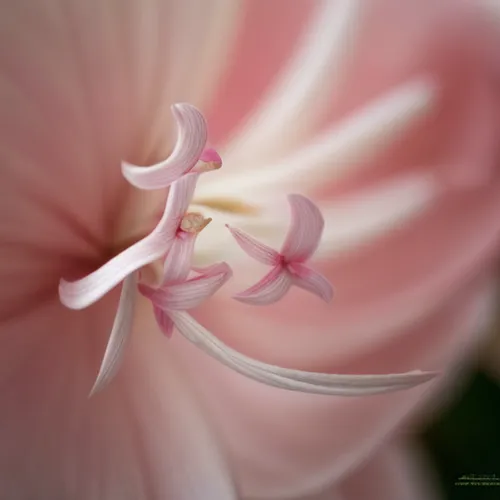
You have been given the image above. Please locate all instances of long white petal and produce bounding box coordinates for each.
[170,311,436,396]
[90,273,138,395]
[198,78,436,198]
[317,173,440,257]
[223,0,362,167]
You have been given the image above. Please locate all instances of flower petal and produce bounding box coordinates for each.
[153,306,175,338]
[281,194,324,262]
[288,262,334,303]
[162,233,197,284]
[233,265,292,306]
[224,0,361,167]
[59,173,199,310]
[89,273,138,396]
[169,311,436,396]
[226,224,280,265]
[163,262,232,311]
[196,78,436,200]
[122,103,207,190]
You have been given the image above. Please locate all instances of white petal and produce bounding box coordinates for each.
[223,0,362,167]
[90,273,138,395]
[170,311,436,396]
[317,173,440,257]
[197,78,436,199]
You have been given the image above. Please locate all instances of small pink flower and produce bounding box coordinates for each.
[227,194,334,305]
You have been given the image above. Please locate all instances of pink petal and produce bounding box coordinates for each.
[233,265,292,306]
[59,173,199,310]
[226,224,280,265]
[288,262,334,303]
[162,233,197,284]
[121,103,207,190]
[281,194,324,262]
[154,306,175,338]
[89,273,138,396]
[163,262,233,311]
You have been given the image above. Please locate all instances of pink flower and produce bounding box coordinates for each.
[227,194,334,305]
[59,100,433,400]
[1,0,500,499]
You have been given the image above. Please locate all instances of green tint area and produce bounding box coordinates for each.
[420,371,500,500]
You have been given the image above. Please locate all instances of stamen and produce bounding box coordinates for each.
[180,212,212,233]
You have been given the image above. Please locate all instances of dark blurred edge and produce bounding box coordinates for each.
[420,370,500,500]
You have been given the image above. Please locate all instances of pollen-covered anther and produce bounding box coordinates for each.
[180,212,212,233]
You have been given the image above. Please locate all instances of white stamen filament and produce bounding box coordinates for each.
[169,311,436,396]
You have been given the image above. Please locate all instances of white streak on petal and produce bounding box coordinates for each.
[317,173,440,258]
[224,0,362,167]
[170,311,437,396]
[282,194,324,261]
[89,273,138,396]
[198,79,436,198]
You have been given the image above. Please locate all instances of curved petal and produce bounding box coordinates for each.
[226,224,280,265]
[122,103,207,190]
[90,273,138,396]
[165,262,233,311]
[281,194,324,262]
[234,265,292,306]
[169,311,435,396]
[288,263,334,303]
[59,173,199,310]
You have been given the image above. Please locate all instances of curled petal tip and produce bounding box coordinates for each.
[121,103,207,190]
[193,148,223,173]
[59,279,90,310]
